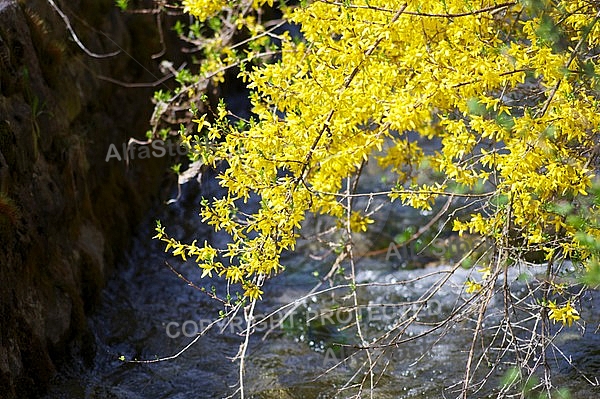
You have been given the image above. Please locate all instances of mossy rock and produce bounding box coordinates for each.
[0,192,19,244]
[0,119,16,168]
[20,3,65,89]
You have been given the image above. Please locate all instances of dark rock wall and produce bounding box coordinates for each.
[0,1,173,397]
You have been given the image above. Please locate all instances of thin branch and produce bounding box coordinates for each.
[345,176,375,397]
[151,11,166,59]
[306,186,495,199]
[318,1,517,18]
[123,302,242,364]
[164,261,229,305]
[97,72,175,88]
[46,0,121,58]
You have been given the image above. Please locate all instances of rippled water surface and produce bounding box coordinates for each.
[45,174,600,398]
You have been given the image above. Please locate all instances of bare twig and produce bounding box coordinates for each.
[46,0,121,58]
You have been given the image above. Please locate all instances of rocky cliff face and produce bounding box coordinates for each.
[0,1,172,397]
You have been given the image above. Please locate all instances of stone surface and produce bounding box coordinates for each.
[0,0,173,397]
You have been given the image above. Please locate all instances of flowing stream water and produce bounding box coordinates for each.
[44,166,600,399]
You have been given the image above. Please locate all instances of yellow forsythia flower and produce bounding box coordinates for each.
[548,301,581,327]
[465,279,483,294]
[182,0,225,21]
[349,211,374,233]
[243,283,264,300]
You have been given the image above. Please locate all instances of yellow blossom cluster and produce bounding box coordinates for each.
[181,0,225,22]
[164,0,600,306]
[465,279,483,294]
[547,301,581,327]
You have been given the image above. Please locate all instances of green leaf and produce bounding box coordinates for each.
[115,0,128,11]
